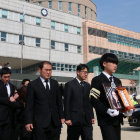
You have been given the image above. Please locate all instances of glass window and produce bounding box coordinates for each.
[52,63,56,70]
[77,46,81,53]
[59,1,62,11]
[73,65,76,71]
[65,64,68,71]
[64,24,68,32]
[36,38,40,47]
[69,65,72,71]
[65,43,69,51]
[78,4,80,16]
[36,17,41,26]
[48,1,52,8]
[85,6,87,18]
[51,21,55,29]
[2,9,8,18]
[57,63,61,70]
[51,40,55,49]
[77,27,81,34]
[1,32,7,41]
[20,13,24,22]
[68,2,72,14]
[61,64,64,71]
[38,2,42,6]
[19,35,24,45]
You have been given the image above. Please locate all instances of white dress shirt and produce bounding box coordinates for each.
[5,83,11,97]
[40,77,50,90]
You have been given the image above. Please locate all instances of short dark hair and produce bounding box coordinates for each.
[22,79,30,85]
[38,61,52,69]
[76,64,89,71]
[0,67,11,76]
[100,53,118,70]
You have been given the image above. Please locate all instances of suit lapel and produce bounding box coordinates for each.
[37,78,47,95]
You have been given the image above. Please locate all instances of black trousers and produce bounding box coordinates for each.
[33,121,61,140]
[0,123,13,140]
[100,125,121,140]
[67,125,93,140]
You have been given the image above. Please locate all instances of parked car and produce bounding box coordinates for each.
[128,104,140,126]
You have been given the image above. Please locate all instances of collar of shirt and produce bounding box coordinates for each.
[40,77,50,89]
[76,77,84,84]
[102,71,113,80]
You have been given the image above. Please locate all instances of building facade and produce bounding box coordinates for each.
[28,0,97,21]
[0,0,83,81]
[83,20,140,94]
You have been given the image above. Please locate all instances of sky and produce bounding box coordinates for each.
[92,0,140,33]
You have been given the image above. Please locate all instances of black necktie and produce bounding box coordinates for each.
[80,81,84,87]
[109,76,113,82]
[45,79,50,91]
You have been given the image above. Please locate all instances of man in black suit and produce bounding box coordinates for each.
[25,61,64,140]
[64,64,94,140]
[0,67,20,140]
[90,53,133,140]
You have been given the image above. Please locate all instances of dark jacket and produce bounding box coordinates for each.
[64,78,94,126]
[0,80,20,125]
[90,73,124,126]
[24,78,64,128]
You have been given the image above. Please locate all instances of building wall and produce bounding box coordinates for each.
[29,0,97,21]
[83,20,140,86]
[0,0,83,79]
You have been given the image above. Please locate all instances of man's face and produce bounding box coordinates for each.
[77,68,88,81]
[103,62,117,74]
[39,64,52,79]
[1,74,11,84]
[24,81,30,86]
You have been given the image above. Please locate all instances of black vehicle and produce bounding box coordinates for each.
[128,104,140,126]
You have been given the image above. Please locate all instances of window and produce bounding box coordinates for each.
[73,65,76,71]
[1,32,7,41]
[51,21,55,29]
[38,2,42,6]
[36,38,40,47]
[77,27,81,34]
[57,63,61,70]
[78,4,80,16]
[36,17,41,26]
[61,64,64,71]
[52,63,56,70]
[77,46,81,53]
[19,35,24,44]
[64,24,68,32]
[85,6,87,18]
[20,13,24,22]
[59,1,62,11]
[65,43,69,51]
[2,9,8,18]
[48,1,52,8]
[68,2,72,14]
[69,65,72,71]
[51,40,55,49]
[65,64,69,71]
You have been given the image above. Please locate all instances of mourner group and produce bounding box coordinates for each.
[0,53,136,140]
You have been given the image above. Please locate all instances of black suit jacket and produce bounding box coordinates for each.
[24,78,64,128]
[64,78,94,126]
[90,73,123,126]
[0,80,19,125]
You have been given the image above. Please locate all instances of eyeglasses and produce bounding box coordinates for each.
[80,71,88,74]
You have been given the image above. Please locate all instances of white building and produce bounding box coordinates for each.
[0,0,83,82]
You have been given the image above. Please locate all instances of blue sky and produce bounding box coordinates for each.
[92,0,140,33]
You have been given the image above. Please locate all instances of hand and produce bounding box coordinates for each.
[61,118,65,124]
[91,119,95,124]
[123,109,133,117]
[13,93,19,100]
[65,120,72,126]
[107,109,119,117]
[10,96,16,102]
[25,124,33,132]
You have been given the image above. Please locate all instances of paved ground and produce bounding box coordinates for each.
[60,119,140,140]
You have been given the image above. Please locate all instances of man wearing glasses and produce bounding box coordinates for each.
[64,64,94,140]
